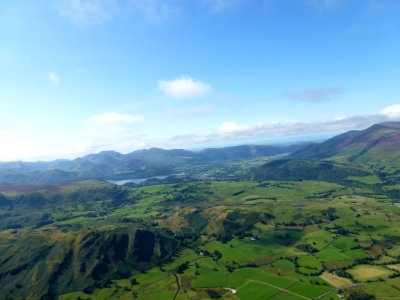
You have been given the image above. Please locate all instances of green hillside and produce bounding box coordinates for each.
[0,223,178,299]
[254,159,368,184]
[0,145,303,185]
[293,122,400,172]
[2,123,400,299]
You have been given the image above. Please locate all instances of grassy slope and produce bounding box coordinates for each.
[18,179,396,299]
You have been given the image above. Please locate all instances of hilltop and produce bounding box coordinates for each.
[0,144,304,185]
[292,122,400,172]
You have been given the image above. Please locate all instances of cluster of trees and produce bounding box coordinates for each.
[346,291,376,300]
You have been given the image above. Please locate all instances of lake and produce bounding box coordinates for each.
[107,175,170,186]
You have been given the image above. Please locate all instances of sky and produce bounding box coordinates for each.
[1,0,400,161]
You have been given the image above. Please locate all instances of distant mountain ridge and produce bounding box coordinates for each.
[4,121,400,186]
[0,144,304,185]
[292,122,400,172]
[254,159,368,184]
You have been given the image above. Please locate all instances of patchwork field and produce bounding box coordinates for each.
[348,265,394,281]
[2,177,400,299]
[320,272,352,288]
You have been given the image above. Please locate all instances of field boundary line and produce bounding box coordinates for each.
[237,279,311,300]
[313,288,335,300]
[268,280,299,299]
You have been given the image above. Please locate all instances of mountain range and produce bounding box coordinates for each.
[292,122,400,172]
[1,122,400,186]
[0,144,304,185]
[2,122,400,299]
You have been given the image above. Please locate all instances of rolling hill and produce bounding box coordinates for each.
[0,223,179,299]
[0,144,303,185]
[253,159,368,184]
[292,122,400,172]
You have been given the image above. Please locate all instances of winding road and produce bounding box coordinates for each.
[172,272,181,300]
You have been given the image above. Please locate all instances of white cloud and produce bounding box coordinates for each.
[1,104,400,161]
[158,76,212,99]
[381,104,400,118]
[48,73,59,86]
[217,121,252,135]
[156,104,400,149]
[211,105,400,143]
[89,112,144,125]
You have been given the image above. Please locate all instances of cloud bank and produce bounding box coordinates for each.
[380,104,400,118]
[156,104,400,149]
[1,104,400,161]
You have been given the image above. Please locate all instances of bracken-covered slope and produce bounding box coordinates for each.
[292,122,400,172]
[0,222,179,299]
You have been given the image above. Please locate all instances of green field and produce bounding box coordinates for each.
[2,176,400,299]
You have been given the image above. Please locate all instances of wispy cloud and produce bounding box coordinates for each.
[79,124,146,154]
[209,104,400,141]
[48,73,60,86]
[166,104,214,116]
[132,0,179,23]
[88,112,144,125]
[282,87,342,102]
[79,112,145,153]
[217,121,253,135]
[202,0,241,13]
[155,103,400,149]
[55,0,398,27]
[264,0,344,11]
[366,0,400,14]
[158,76,212,99]
[55,0,179,26]
[55,0,120,26]
[1,104,400,161]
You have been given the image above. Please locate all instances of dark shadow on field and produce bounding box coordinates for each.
[266,229,305,246]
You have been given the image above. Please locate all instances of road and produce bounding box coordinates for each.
[172,272,181,300]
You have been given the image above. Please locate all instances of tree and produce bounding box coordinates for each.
[207,290,221,299]
[347,291,376,300]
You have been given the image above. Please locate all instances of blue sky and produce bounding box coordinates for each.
[1,0,400,160]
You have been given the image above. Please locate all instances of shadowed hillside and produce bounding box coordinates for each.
[0,223,179,299]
